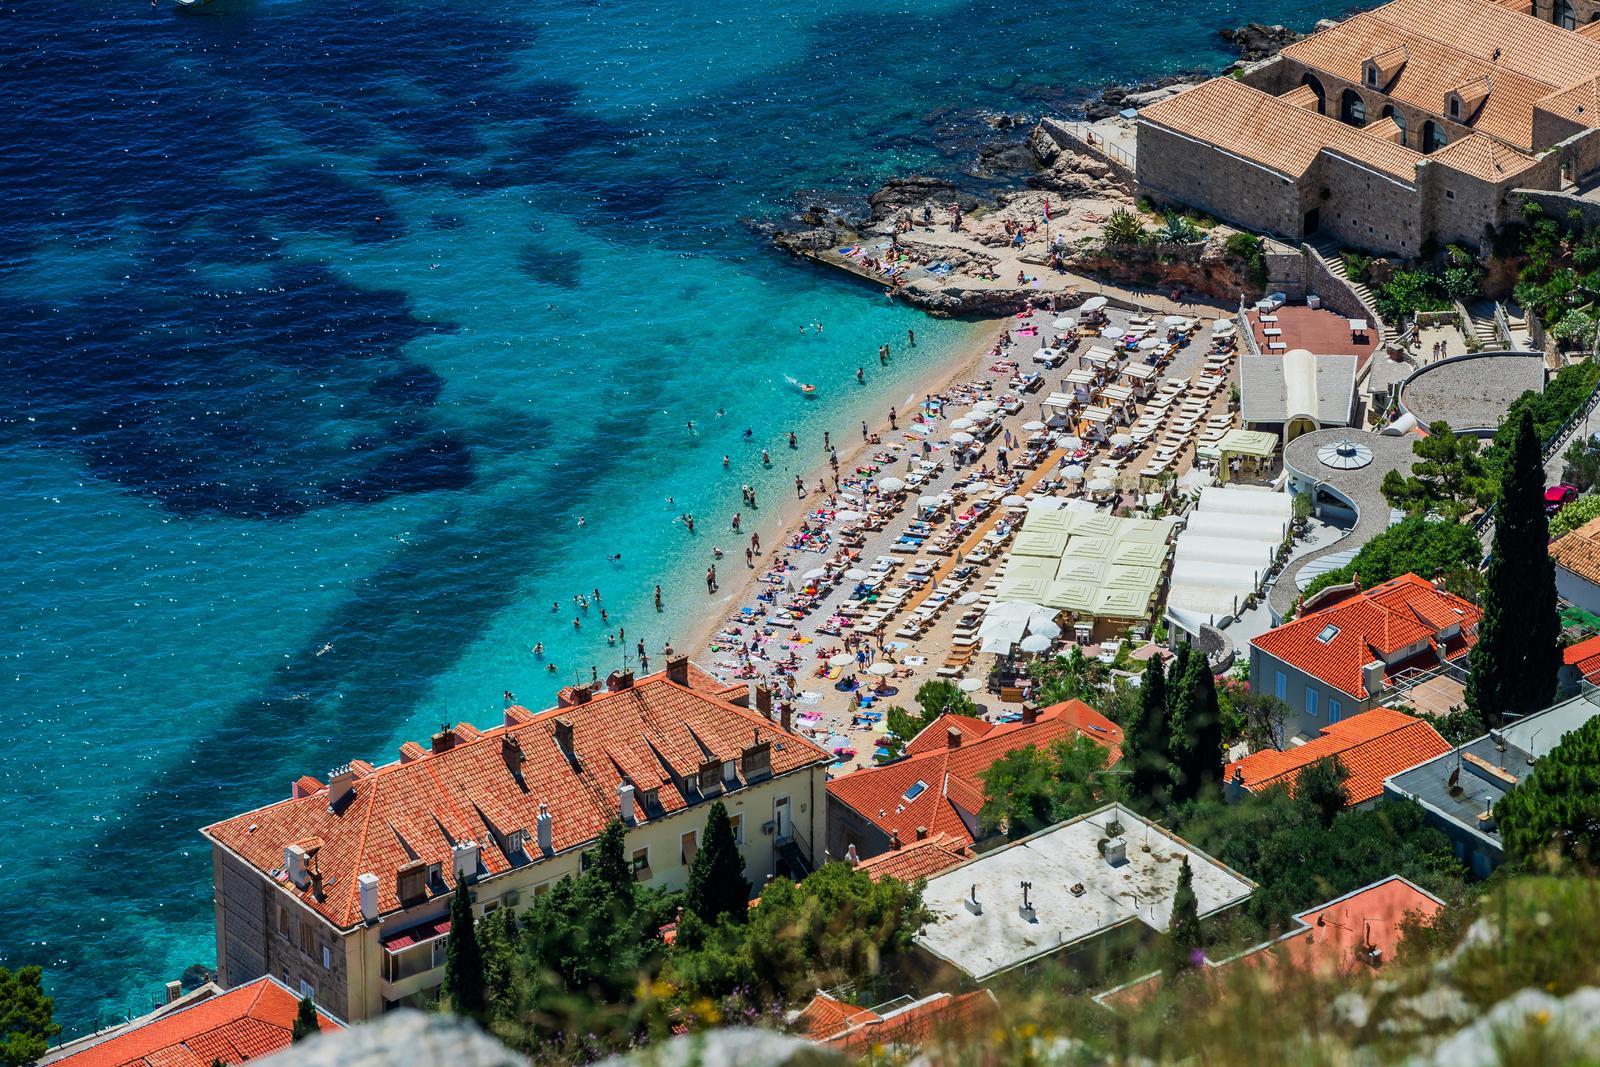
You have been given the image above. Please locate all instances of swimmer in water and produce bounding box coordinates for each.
[533,642,544,658]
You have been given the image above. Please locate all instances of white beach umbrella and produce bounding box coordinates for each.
[844,567,869,580]
[1088,477,1113,492]
[972,400,999,413]
[1022,420,1046,432]
[1003,494,1027,506]
[957,591,983,605]
[1060,435,1083,450]
[1164,315,1188,325]
[1110,433,1134,448]
[1019,634,1054,654]
[877,477,905,492]
[1062,464,1086,481]
[868,661,896,676]
[1081,296,1108,312]
[950,432,976,445]
[1138,337,1162,350]
[1212,319,1236,336]
[1027,496,1064,513]
[917,495,942,507]
[1029,618,1062,639]
[1053,316,1077,328]
[803,567,828,581]
[958,678,985,692]
[965,411,993,424]
[949,418,975,431]
[829,653,856,668]
[1100,326,1125,339]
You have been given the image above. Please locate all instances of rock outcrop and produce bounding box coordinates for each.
[864,176,980,225]
[1026,128,1125,197]
[1219,22,1303,61]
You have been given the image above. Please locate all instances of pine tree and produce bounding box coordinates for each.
[587,818,636,902]
[1296,756,1350,828]
[1466,406,1560,726]
[290,996,319,1043]
[1129,653,1169,809]
[685,801,751,925]
[0,966,60,1067]
[1164,858,1204,981]
[443,876,488,1022]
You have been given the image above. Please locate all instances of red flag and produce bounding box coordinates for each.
[1043,198,1051,222]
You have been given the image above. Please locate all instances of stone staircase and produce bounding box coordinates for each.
[1465,300,1501,348]
[1307,237,1398,344]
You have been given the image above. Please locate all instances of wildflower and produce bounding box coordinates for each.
[1533,1008,1552,1027]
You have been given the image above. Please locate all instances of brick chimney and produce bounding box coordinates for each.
[557,685,591,707]
[607,669,635,691]
[947,726,963,748]
[501,734,525,772]
[1021,702,1040,725]
[780,702,793,732]
[430,727,455,754]
[327,764,357,811]
[916,825,929,840]
[666,656,689,686]
[756,685,773,718]
[890,829,902,850]
[552,717,578,768]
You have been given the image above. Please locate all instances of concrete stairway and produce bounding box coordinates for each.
[1307,237,1398,344]
[1466,300,1501,348]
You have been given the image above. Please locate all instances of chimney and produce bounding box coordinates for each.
[430,727,455,754]
[1104,837,1127,866]
[327,764,356,811]
[553,717,578,768]
[618,781,637,825]
[947,726,963,749]
[666,656,690,686]
[845,843,860,866]
[358,872,380,922]
[165,981,183,1005]
[1361,661,1386,697]
[284,844,312,890]
[916,825,929,840]
[396,859,428,905]
[502,734,525,772]
[608,669,635,691]
[557,685,591,707]
[965,884,983,915]
[1225,767,1248,804]
[452,840,481,883]
[780,702,793,732]
[536,801,553,855]
[1021,702,1040,725]
[756,686,773,718]
[890,829,902,851]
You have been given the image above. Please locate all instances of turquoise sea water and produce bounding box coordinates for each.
[0,0,1335,1032]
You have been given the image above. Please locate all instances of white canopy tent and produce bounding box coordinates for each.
[1166,486,1291,635]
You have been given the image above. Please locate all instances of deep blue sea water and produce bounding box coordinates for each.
[0,0,1335,1033]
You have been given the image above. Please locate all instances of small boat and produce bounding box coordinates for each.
[173,0,213,8]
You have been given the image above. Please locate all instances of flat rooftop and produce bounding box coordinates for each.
[914,804,1255,980]
[1399,352,1546,434]
[1247,307,1380,368]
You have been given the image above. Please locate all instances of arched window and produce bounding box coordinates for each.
[1383,104,1408,146]
[1557,0,1577,28]
[1341,88,1367,127]
[1301,73,1327,115]
[1423,120,1449,153]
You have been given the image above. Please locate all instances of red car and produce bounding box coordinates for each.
[1546,484,1580,515]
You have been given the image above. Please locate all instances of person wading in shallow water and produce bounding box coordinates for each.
[654,584,662,611]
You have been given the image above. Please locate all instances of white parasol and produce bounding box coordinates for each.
[959,677,985,692]
[877,476,905,493]
[1053,316,1077,328]
[829,653,856,668]
[1164,315,1188,325]
[1100,326,1125,339]
[1021,420,1046,432]
[1081,296,1109,312]
[867,661,896,676]
[1019,634,1054,654]
[844,568,869,580]
[1062,464,1086,481]
[803,567,828,581]
[950,432,976,445]
[1088,477,1113,492]
[1110,433,1134,448]
[957,591,983,605]
[1003,494,1027,506]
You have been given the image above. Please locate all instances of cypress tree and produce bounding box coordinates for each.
[1297,756,1349,829]
[1180,653,1223,803]
[443,876,488,1022]
[290,996,319,1043]
[1164,858,1203,981]
[1466,406,1560,726]
[685,801,751,925]
[1129,653,1169,808]
[1165,645,1196,803]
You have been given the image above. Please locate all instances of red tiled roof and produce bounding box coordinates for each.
[797,990,999,1054]
[202,670,831,928]
[52,978,340,1067]
[1099,875,1444,1010]
[903,714,993,756]
[826,700,1122,852]
[1224,707,1451,805]
[853,834,969,883]
[1251,574,1480,699]
[1564,633,1600,684]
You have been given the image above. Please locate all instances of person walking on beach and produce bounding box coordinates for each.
[888,406,897,429]
[706,566,717,593]
[745,547,754,568]
[862,420,869,440]
[795,476,805,499]
[751,531,760,552]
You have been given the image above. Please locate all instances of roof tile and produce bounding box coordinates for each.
[1224,707,1451,804]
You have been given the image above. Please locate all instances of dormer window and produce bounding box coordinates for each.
[1449,97,1460,118]
[1367,66,1378,86]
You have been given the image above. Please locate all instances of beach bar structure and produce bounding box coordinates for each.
[1209,428,1279,484]
[1165,486,1292,640]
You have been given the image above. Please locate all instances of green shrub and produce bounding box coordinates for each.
[1552,493,1600,537]
[1374,269,1452,321]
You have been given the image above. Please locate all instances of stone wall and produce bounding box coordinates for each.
[1422,154,1562,252]
[1265,245,1309,300]
[1515,186,1600,230]
[1306,153,1424,255]
[1135,121,1303,238]
[1306,247,1378,323]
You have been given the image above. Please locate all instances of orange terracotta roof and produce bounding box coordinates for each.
[1539,76,1600,128]
[798,991,999,1054]
[903,714,993,756]
[1251,573,1480,699]
[1551,516,1600,585]
[1582,20,1600,40]
[1140,77,1422,181]
[1427,133,1542,181]
[203,670,831,928]
[1224,707,1451,805]
[1281,84,1322,111]
[826,700,1121,852]
[1281,0,1600,149]
[1563,633,1600,684]
[1367,115,1404,143]
[51,978,340,1067]
[853,835,969,883]
[1098,875,1444,1010]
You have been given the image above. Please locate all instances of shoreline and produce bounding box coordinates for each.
[685,316,1009,661]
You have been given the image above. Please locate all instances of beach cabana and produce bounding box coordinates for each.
[994,576,1050,605]
[1043,580,1096,613]
[1004,555,1060,582]
[1021,509,1073,535]
[1215,428,1278,484]
[1042,392,1077,414]
[1014,529,1070,558]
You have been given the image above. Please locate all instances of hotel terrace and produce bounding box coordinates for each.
[200,661,832,1022]
[1134,0,1600,255]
